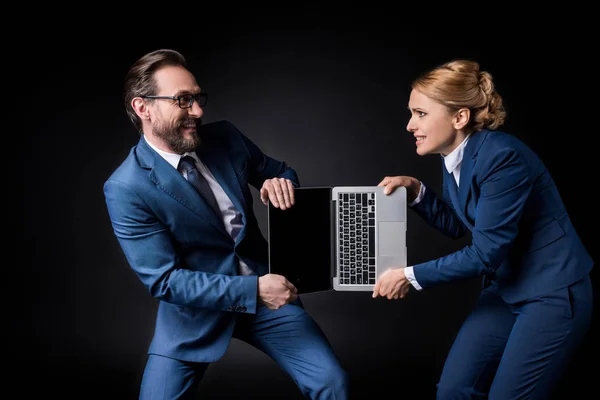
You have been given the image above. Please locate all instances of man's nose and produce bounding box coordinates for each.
[188,101,204,118]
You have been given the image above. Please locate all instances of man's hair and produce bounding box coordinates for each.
[123,49,187,131]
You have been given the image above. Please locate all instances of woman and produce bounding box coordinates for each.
[373,59,594,399]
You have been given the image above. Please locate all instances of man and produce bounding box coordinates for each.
[103,49,348,399]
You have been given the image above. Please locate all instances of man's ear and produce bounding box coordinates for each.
[453,108,470,130]
[132,97,150,120]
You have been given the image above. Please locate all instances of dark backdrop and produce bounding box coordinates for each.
[21,20,597,399]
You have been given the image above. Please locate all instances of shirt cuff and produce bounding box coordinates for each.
[404,266,423,291]
[408,181,426,207]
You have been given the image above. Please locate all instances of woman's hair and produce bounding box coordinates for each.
[412,59,506,132]
[123,49,188,131]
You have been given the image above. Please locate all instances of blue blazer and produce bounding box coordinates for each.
[411,129,593,303]
[104,120,299,363]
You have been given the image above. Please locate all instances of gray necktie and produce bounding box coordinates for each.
[178,155,221,216]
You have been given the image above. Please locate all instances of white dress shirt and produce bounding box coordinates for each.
[404,135,471,290]
[145,136,254,276]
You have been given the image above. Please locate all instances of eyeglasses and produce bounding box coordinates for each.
[141,93,208,109]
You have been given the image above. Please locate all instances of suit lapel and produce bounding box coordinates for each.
[446,167,474,230]
[137,137,231,239]
[457,152,474,208]
[196,144,247,219]
[456,130,488,223]
[445,168,460,211]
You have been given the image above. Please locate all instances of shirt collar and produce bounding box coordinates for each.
[443,134,470,175]
[143,135,198,170]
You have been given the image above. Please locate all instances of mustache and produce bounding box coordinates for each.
[178,118,202,128]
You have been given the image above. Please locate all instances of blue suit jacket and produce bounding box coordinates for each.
[411,129,593,303]
[104,120,299,363]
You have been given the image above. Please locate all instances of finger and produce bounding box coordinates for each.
[282,278,297,294]
[265,182,280,208]
[377,176,390,187]
[260,187,269,205]
[261,181,273,204]
[279,179,292,209]
[286,179,295,206]
[383,180,399,195]
[378,282,388,298]
[275,178,287,209]
[402,286,410,298]
[374,273,391,297]
[373,280,381,298]
[266,180,281,209]
[395,285,402,299]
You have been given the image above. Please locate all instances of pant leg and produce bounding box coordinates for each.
[139,354,209,400]
[437,289,516,400]
[234,302,349,400]
[489,274,593,400]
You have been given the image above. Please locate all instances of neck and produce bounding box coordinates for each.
[142,128,179,154]
[441,130,469,157]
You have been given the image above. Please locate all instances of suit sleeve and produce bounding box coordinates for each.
[411,171,469,239]
[413,148,533,288]
[104,178,259,314]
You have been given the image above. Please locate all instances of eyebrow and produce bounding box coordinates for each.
[173,88,202,96]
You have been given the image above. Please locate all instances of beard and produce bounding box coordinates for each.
[152,117,201,154]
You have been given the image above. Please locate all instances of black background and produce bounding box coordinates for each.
[20,16,597,399]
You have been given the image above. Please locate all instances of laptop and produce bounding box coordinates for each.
[267,186,407,293]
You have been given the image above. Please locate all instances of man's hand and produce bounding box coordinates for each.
[372,268,411,300]
[260,178,295,210]
[258,274,298,310]
[377,176,421,204]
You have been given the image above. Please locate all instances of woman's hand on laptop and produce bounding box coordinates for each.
[372,267,411,300]
[378,175,421,204]
[261,178,295,210]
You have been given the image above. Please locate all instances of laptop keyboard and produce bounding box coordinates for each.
[338,192,376,285]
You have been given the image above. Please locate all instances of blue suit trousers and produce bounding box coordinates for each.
[436,274,593,399]
[139,302,349,399]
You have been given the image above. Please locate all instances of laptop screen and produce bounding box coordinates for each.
[267,187,334,293]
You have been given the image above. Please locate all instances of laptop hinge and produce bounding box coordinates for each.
[331,194,337,279]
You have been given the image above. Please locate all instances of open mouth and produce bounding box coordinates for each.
[180,120,197,132]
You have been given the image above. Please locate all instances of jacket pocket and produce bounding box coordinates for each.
[526,219,565,253]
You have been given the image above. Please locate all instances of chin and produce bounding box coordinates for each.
[416,146,428,156]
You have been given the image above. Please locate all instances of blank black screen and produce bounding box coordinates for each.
[267,187,334,293]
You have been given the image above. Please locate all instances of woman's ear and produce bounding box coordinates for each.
[453,108,470,130]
